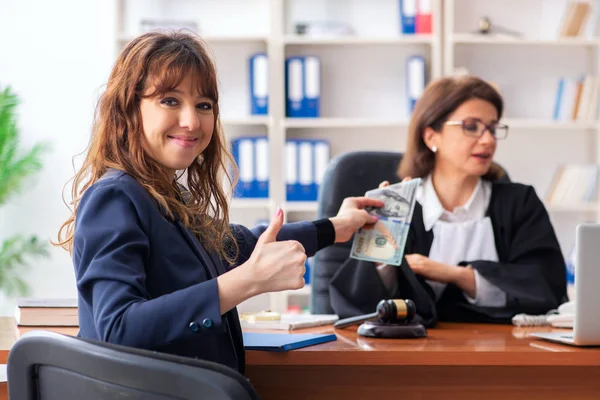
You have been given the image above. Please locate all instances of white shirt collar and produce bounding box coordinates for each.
[416,175,491,231]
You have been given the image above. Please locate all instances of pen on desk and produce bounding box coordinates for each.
[333,312,378,329]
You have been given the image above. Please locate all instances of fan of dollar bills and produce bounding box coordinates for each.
[350,178,422,266]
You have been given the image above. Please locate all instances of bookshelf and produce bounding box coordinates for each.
[116,0,599,311]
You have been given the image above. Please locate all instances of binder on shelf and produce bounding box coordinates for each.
[415,0,432,34]
[231,137,255,198]
[399,0,417,34]
[255,137,269,198]
[298,140,314,201]
[407,55,426,114]
[231,136,269,199]
[303,56,321,117]
[286,139,330,202]
[249,53,268,115]
[313,140,330,201]
[286,56,321,118]
[285,140,299,201]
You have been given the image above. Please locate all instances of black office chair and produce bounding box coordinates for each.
[7,330,260,400]
[311,150,510,314]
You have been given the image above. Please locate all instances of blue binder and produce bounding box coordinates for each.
[254,137,269,198]
[231,136,269,198]
[249,53,268,115]
[286,56,321,118]
[399,0,417,34]
[297,140,314,200]
[286,139,330,202]
[302,56,321,117]
[406,55,426,114]
[243,332,337,352]
[231,137,255,198]
[312,139,330,202]
[285,140,300,201]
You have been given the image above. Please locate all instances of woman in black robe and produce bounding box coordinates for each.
[328,76,567,326]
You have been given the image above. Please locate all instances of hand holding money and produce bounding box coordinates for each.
[350,178,422,266]
[330,197,384,243]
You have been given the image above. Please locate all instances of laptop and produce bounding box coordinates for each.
[530,223,600,346]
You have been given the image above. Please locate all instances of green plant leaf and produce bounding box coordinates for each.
[0,85,52,296]
[0,235,50,296]
[0,86,51,205]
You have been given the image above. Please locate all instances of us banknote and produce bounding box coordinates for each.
[350,178,421,266]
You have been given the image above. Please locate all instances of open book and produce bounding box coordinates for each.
[240,313,338,331]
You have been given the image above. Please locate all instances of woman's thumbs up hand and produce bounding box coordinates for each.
[244,208,307,294]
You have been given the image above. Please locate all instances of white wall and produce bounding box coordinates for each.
[0,0,117,315]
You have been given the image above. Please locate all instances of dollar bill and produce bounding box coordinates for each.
[350,178,422,266]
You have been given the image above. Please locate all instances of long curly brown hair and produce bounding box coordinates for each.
[55,31,239,264]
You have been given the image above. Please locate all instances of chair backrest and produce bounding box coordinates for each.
[7,330,260,400]
[311,151,405,314]
[311,150,510,314]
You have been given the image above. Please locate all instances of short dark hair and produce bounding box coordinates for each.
[398,75,505,180]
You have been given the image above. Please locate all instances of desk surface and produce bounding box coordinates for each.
[1,316,599,367]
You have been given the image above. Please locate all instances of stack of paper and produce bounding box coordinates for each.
[240,313,338,331]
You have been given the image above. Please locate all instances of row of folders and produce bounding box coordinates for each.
[231,137,330,201]
[250,54,427,117]
[552,74,599,122]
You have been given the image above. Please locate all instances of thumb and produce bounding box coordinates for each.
[257,207,284,245]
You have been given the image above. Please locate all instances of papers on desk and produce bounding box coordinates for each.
[240,313,338,331]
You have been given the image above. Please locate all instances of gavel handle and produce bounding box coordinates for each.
[333,312,379,329]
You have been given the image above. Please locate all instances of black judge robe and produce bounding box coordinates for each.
[329,181,568,327]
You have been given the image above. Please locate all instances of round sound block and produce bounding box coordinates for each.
[357,320,427,339]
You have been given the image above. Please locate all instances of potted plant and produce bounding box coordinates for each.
[0,86,50,296]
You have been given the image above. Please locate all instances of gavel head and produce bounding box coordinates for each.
[376,299,417,323]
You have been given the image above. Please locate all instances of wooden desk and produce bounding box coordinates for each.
[2,317,600,400]
[245,323,600,400]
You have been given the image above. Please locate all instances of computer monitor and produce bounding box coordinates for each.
[530,223,600,346]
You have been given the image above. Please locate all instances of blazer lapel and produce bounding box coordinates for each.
[176,221,219,279]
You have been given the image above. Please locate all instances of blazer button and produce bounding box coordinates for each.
[202,318,214,329]
[189,321,200,333]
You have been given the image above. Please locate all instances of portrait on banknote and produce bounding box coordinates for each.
[350,178,421,266]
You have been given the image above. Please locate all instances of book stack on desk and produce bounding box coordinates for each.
[13,298,78,338]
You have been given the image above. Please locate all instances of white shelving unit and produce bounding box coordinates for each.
[115,0,599,310]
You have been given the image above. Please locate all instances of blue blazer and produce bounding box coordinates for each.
[73,170,320,373]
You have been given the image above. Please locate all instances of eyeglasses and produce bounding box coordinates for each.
[444,118,509,140]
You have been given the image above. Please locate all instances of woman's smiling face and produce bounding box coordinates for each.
[139,73,215,177]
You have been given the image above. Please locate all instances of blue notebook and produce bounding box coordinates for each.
[243,332,337,352]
